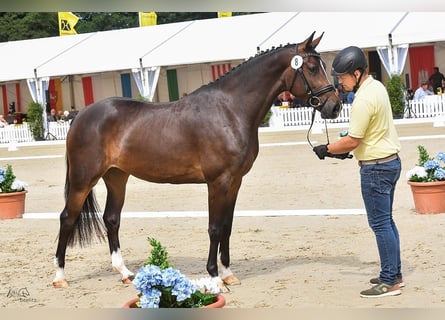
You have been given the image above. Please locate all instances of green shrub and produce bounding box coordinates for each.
[385,74,406,117]
[26,101,44,140]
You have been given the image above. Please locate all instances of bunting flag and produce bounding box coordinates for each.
[139,12,157,27]
[211,63,232,81]
[218,12,232,18]
[58,12,79,36]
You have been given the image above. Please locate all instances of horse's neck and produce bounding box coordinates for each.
[219,51,288,127]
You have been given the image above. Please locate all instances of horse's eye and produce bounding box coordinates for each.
[309,65,318,74]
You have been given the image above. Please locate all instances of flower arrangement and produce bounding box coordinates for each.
[406,145,445,182]
[131,237,222,308]
[0,164,28,193]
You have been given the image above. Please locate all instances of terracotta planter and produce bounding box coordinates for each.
[407,180,445,214]
[122,293,225,308]
[0,190,27,219]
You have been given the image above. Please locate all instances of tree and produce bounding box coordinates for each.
[0,12,253,42]
[0,12,58,41]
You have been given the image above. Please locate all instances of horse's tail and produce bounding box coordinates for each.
[64,156,107,248]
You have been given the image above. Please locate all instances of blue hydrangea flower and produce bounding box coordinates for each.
[424,159,440,170]
[132,265,163,294]
[132,264,198,308]
[436,152,445,162]
[160,267,183,287]
[171,274,196,301]
[139,288,162,308]
[0,168,5,184]
[434,168,445,180]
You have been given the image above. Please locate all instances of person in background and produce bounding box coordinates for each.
[47,108,60,122]
[273,91,295,107]
[336,84,348,103]
[413,80,433,100]
[428,67,445,94]
[313,46,403,298]
[346,90,355,104]
[0,114,9,128]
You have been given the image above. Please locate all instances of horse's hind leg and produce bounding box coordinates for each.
[53,188,96,288]
[102,168,134,284]
[207,175,242,287]
[53,207,82,288]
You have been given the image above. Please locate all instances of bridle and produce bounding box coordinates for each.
[287,47,335,109]
[287,45,337,148]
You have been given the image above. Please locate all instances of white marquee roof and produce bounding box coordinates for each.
[0,12,444,82]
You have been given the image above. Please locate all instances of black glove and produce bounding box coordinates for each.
[328,152,353,160]
[313,144,353,160]
[313,144,329,160]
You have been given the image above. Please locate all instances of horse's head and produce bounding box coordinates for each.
[283,32,342,119]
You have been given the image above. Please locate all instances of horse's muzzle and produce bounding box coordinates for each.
[320,102,342,119]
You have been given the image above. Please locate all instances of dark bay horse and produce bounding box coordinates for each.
[53,32,342,288]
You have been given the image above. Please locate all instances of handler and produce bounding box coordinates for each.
[312,46,403,298]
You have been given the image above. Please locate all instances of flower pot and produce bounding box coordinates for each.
[0,190,27,219]
[407,180,445,214]
[122,294,226,308]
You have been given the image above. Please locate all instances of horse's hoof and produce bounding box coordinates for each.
[222,275,241,286]
[53,279,69,288]
[219,283,231,293]
[122,277,133,284]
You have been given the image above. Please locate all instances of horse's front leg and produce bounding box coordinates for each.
[103,170,134,284]
[207,176,242,287]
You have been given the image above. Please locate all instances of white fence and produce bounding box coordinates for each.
[1,97,445,144]
[269,95,445,128]
[0,122,71,144]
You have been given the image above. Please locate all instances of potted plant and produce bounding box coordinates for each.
[406,145,445,214]
[122,237,225,308]
[0,164,28,219]
[385,74,406,118]
[26,101,44,140]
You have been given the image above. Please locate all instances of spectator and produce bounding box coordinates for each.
[413,80,433,100]
[0,114,9,128]
[336,84,348,103]
[346,91,355,104]
[273,91,295,107]
[47,108,60,122]
[428,67,445,94]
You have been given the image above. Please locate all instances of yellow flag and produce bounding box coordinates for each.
[58,12,79,36]
[139,12,157,27]
[218,12,232,18]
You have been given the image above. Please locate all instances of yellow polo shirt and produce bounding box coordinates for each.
[348,76,401,161]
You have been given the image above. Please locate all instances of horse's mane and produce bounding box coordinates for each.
[193,43,296,93]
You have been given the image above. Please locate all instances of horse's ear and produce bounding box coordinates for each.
[303,32,324,51]
[303,31,316,47]
[310,32,324,49]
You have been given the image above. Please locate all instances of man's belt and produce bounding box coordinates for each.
[358,153,399,167]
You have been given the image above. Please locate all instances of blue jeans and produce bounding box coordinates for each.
[360,157,402,285]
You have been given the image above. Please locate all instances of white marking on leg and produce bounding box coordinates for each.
[219,264,233,280]
[111,249,134,280]
[53,257,65,282]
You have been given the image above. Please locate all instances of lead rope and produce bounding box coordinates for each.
[306,108,330,149]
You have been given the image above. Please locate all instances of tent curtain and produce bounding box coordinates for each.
[131,66,160,101]
[82,76,94,106]
[27,76,50,134]
[408,45,435,90]
[376,44,408,76]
